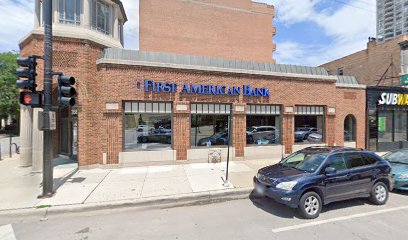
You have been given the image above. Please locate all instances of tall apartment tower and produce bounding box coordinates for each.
[377,0,408,41]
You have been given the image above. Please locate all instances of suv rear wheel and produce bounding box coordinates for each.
[369,182,389,205]
[298,191,322,219]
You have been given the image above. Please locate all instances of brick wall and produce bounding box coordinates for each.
[321,35,408,86]
[20,35,366,166]
[139,0,276,63]
[20,35,107,166]
[334,87,366,149]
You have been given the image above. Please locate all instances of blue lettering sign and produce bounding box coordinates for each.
[144,80,269,97]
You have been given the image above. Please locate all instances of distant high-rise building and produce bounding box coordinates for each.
[377,0,408,41]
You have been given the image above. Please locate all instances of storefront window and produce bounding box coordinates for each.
[394,111,408,142]
[368,109,377,151]
[246,105,281,145]
[294,106,324,143]
[344,115,356,142]
[124,102,172,151]
[190,104,231,148]
[378,111,393,143]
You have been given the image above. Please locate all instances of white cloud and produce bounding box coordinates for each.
[0,0,374,66]
[0,0,34,52]
[121,0,139,50]
[258,0,376,66]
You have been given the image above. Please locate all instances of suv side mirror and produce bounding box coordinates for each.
[325,167,337,174]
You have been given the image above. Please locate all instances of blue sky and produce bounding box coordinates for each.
[0,0,376,66]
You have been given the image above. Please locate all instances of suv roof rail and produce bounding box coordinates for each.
[332,147,364,153]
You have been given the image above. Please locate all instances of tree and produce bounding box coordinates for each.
[0,52,20,125]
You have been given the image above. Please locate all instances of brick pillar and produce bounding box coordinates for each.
[101,101,123,164]
[232,103,246,159]
[326,107,336,146]
[282,106,295,154]
[173,101,190,161]
[103,111,123,165]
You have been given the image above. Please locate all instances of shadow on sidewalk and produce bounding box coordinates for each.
[52,157,79,191]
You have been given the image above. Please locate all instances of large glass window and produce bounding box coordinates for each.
[394,111,408,141]
[294,106,324,143]
[91,0,112,35]
[246,105,281,145]
[59,0,81,25]
[344,115,356,142]
[124,102,172,152]
[190,104,231,148]
[368,109,377,151]
[378,111,393,143]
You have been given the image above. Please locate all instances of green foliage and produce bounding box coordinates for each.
[0,52,20,119]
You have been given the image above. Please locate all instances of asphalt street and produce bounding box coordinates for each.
[1,191,408,240]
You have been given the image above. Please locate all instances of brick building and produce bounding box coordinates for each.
[18,0,366,168]
[139,0,276,63]
[322,35,408,152]
[321,36,408,87]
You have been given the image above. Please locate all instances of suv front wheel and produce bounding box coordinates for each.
[298,191,322,219]
[369,182,389,205]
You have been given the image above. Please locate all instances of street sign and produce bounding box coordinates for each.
[401,74,408,85]
[38,111,56,131]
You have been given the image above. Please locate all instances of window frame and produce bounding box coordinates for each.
[190,113,231,148]
[322,153,348,173]
[123,101,173,152]
[58,0,82,25]
[91,0,113,35]
[344,152,366,169]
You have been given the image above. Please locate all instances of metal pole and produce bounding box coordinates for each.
[9,134,12,158]
[0,143,2,160]
[224,114,232,185]
[40,0,54,198]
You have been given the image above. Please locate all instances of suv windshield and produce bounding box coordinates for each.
[280,151,328,173]
[383,151,408,164]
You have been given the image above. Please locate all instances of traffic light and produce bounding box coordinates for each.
[19,92,43,107]
[58,75,76,106]
[16,56,37,91]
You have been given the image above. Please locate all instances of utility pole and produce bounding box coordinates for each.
[41,0,54,198]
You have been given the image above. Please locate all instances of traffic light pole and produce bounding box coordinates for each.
[40,0,54,198]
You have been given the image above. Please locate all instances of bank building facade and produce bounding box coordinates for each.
[18,0,366,168]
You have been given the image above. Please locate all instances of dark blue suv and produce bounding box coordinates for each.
[253,146,394,219]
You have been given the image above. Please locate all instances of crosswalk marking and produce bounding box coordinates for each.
[0,224,17,240]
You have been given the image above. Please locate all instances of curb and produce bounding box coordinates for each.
[0,187,254,217]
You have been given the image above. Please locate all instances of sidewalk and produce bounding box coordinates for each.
[0,155,278,213]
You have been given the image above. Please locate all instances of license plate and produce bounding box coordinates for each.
[255,184,265,195]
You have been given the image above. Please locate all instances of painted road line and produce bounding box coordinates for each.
[0,224,17,240]
[272,205,408,233]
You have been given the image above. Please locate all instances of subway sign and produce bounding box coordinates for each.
[144,80,270,97]
[378,92,408,106]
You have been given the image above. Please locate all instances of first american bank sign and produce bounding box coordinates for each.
[144,80,270,97]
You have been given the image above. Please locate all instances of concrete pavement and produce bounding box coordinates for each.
[2,191,408,240]
[0,136,19,160]
[0,155,278,214]
[0,156,77,211]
